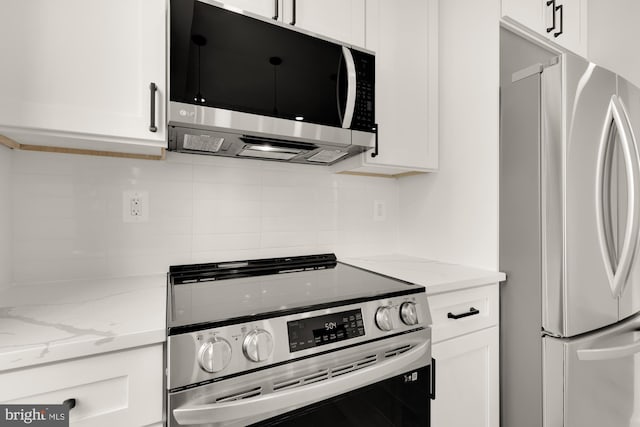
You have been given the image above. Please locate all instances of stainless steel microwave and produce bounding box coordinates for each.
[167,0,376,165]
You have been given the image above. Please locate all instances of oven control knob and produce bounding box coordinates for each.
[243,329,274,363]
[400,302,419,326]
[375,306,396,331]
[198,337,232,373]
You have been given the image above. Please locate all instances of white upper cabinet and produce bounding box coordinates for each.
[502,0,587,57]
[219,0,281,20]
[284,0,365,47]
[333,0,439,177]
[0,0,166,153]
[502,0,545,34]
[223,0,365,46]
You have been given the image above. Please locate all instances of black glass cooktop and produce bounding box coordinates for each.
[167,254,423,334]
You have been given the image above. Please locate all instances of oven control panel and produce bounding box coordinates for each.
[287,309,365,352]
[167,292,431,390]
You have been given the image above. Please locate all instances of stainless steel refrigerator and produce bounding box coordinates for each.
[500,38,640,426]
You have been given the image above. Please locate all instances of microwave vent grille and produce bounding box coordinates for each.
[183,134,224,153]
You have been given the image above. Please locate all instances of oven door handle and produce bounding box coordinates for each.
[172,340,430,426]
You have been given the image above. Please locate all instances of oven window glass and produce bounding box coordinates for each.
[251,367,430,427]
[170,0,344,127]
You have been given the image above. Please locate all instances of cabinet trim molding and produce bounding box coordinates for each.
[0,134,166,161]
[336,170,428,179]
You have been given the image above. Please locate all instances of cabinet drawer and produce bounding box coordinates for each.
[428,284,498,343]
[0,344,163,427]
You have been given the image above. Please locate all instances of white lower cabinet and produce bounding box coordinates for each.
[432,327,499,427]
[428,284,499,427]
[0,345,163,426]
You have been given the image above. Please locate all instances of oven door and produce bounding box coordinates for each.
[169,330,433,427]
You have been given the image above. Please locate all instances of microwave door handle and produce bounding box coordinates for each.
[596,95,640,298]
[172,341,429,426]
[341,46,357,129]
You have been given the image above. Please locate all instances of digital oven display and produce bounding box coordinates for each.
[287,309,365,352]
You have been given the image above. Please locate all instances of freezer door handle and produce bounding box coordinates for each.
[595,95,640,298]
[577,333,640,361]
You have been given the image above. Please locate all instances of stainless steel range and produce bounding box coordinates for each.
[166,254,434,426]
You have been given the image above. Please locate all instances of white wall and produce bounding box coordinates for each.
[0,146,12,289]
[397,0,500,270]
[10,150,399,284]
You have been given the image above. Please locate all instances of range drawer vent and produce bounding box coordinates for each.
[215,387,262,403]
[384,344,413,359]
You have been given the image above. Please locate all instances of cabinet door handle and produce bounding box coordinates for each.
[273,0,278,20]
[430,358,436,400]
[553,4,563,37]
[62,398,76,411]
[546,0,556,33]
[447,307,480,320]
[290,0,296,25]
[371,124,379,158]
[149,82,158,133]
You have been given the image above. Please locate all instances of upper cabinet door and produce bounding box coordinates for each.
[283,0,366,47]
[223,0,365,47]
[0,0,166,145]
[501,0,587,57]
[543,0,587,57]
[502,0,546,35]
[220,0,282,20]
[333,0,438,175]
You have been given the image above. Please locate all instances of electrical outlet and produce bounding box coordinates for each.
[373,200,386,222]
[123,190,149,223]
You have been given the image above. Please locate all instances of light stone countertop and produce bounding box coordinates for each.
[0,255,504,372]
[340,254,506,295]
[0,275,166,373]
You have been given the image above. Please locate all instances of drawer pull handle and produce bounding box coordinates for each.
[63,398,76,411]
[447,307,480,320]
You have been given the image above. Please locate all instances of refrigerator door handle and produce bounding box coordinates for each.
[577,333,640,361]
[595,95,640,298]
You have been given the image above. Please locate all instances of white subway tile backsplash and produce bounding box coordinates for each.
[8,150,399,283]
[193,182,262,201]
[261,231,317,248]
[192,232,262,253]
[262,200,316,217]
[261,216,312,233]
[193,214,261,235]
[193,164,262,185]
[261,186,315,203]
[14,256,109,283]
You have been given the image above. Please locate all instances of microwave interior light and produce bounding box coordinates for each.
[251,145,277,152]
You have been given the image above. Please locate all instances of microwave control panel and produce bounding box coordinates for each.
[352,50,375,132]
